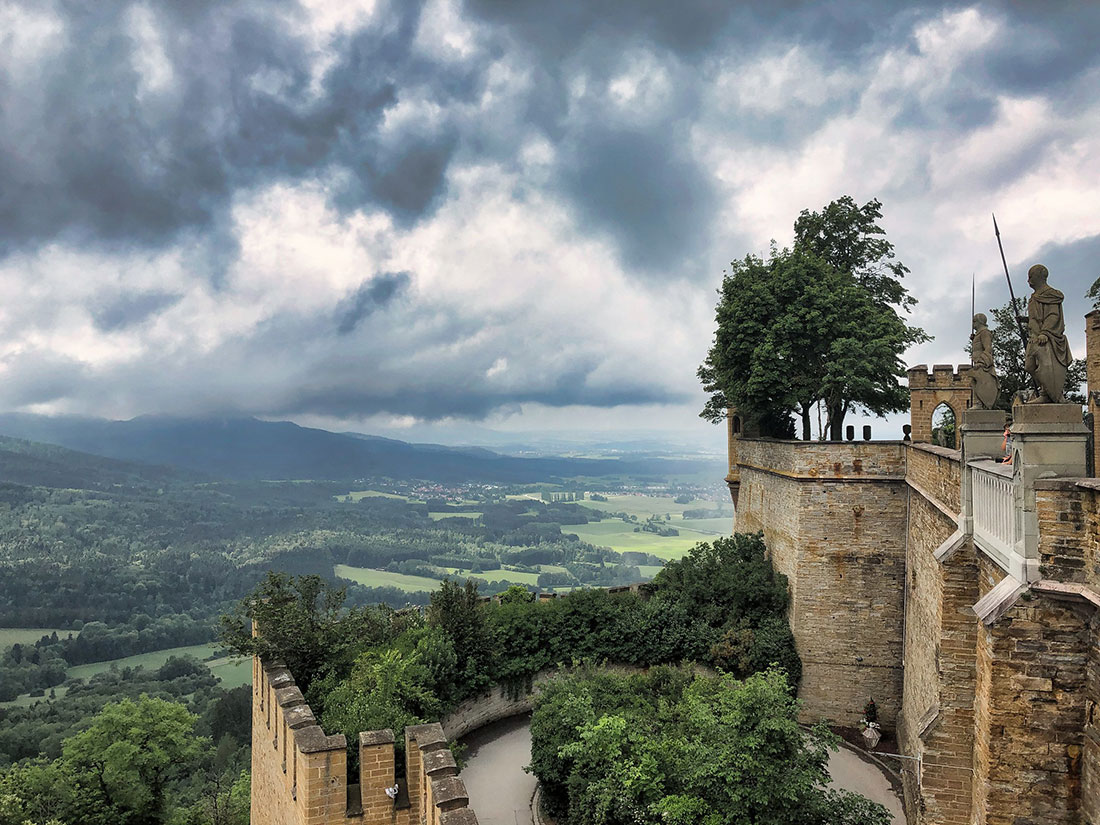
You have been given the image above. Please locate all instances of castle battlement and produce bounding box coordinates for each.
[906,363,972,388]
[251,658,478,825]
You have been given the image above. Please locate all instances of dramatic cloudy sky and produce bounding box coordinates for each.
[1,0,1098,445]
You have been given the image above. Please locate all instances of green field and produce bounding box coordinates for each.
[428,511,482,521]
[579,494,718,519]
[339,489,411,502]
[207,655,252,688]
[636,564,665,579]
[0,628,72,648]
[336,563,543,590]
[448,567,541,586]
[0,685,71,708]
[678,517,733,535]
[1,643,251,708]
[334,564,441,592]
[66,643,224,681]
[568,520,710,559]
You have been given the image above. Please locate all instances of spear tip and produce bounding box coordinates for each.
[993,212,1001,235]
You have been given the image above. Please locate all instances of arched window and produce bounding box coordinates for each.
[931,402,957,449]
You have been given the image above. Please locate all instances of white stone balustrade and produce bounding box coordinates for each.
[970,460,1016,573]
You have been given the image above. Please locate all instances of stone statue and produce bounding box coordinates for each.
[970,313,999,409]
[1019,263,1072,403]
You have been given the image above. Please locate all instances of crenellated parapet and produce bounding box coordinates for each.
[250,657,478,825]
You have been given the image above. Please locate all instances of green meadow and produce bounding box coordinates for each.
[1,643,252,708]
[579,493,716,519]
[333,564,441,592]
[678,517,733,535]
[336,564,544,590]
[567,521,705,559]
[206,655,252,688]
[0,628,72,648]
[339,489,412,502]
[66,643,225,681]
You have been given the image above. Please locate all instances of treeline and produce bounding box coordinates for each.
[1,688,250,825]
[0,615,223,701]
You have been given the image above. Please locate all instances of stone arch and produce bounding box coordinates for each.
[907,364,972,444]
[931,401,958,448]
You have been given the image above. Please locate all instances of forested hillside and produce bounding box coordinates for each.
[0,430,725,825]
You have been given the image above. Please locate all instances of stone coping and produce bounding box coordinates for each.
[261,658,347,754]
[360,729,395,746]
[738,437,907,446]
[907,442,961,460]
[968,458,1012,478]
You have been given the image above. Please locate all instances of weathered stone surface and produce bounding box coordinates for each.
[735,439,907,727]
[908,365,973,444]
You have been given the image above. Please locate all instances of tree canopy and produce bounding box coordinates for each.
[529,665,892,825]
[699,196,927,439]
[0,695,248,825]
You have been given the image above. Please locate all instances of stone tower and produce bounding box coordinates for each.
[907,364,972,443]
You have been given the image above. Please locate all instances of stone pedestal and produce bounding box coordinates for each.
[1010,404,1088,581]
[1010,403,1088,476]
[960,409,1007,460]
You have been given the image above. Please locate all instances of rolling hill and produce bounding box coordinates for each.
[0,413,722,483]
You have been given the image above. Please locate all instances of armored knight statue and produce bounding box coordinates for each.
[970,312,999,409]
[1019,263,1072,403]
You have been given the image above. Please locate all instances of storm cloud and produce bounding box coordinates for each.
[0,0,1098,432]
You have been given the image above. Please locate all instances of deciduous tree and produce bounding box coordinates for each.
[700,196,927,440]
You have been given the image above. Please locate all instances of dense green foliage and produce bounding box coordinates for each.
[223,533,800,769]
[529,665,891,825]
[0,693,249,825]
[699,196,927,439]
[0,470,667,705]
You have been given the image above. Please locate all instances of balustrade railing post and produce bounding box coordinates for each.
[960,410,1007,539]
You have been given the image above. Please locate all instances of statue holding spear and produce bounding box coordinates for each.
[993,214,1072,404]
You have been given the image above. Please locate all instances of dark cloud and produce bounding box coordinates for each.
[0,351,90,407]
[1020,233,1100,342]
[41,292,687,422]
[336,272,411,334]
[3,0,1099,426]
[970,2,1100,100]
[464,0,943,64]
[91,290,183,331]
[558,127,716,274]
[462,0,737,59]
[0,0,474,280]
[5,0,1091,288]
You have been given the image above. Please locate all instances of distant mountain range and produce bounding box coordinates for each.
[0,434,202,490]
[0,413,723,484]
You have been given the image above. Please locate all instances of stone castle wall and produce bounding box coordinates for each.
[734,438,908,726]
[897,442,976,825]
[907,365,973,445]
[250,658,478,825]
[732,420,1100,825]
